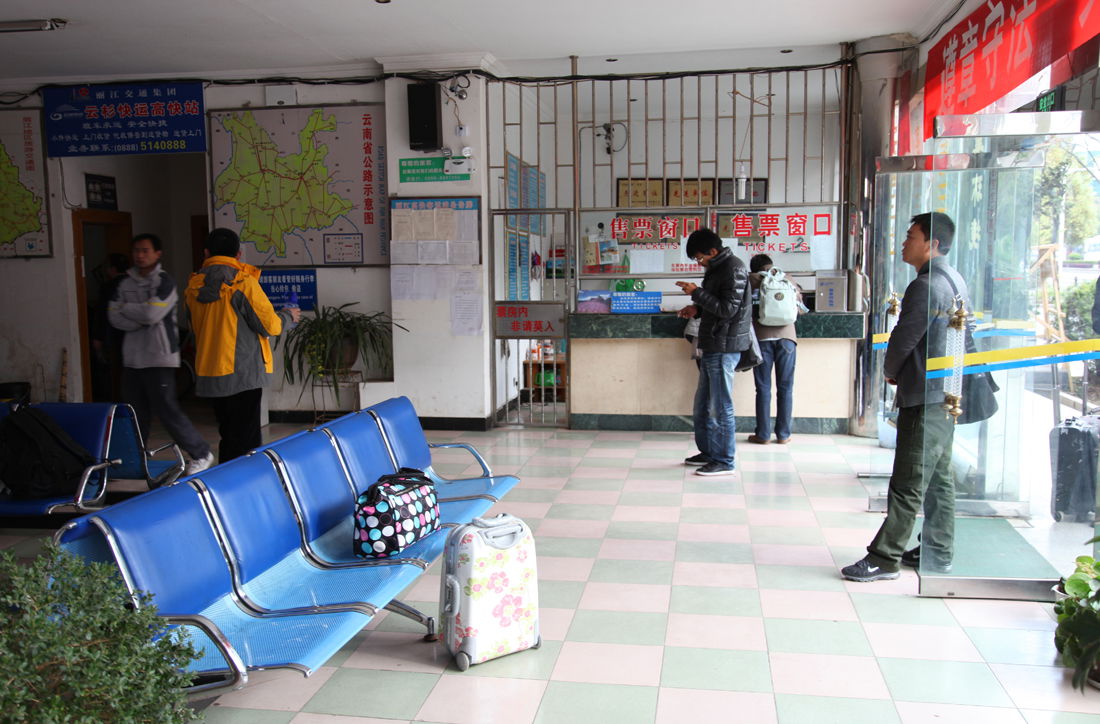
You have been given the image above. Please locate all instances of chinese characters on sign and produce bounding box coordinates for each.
[924,0,1100,139]
[609,212,831,242]
[43,83,206,157]
[493,302,566,338]
[257,269,318,311]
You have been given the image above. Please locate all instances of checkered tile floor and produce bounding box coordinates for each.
[4,422,1097,724]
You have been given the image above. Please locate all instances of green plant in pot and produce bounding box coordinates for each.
[281,302,405,402]
[1054,536,1100,691]
[0,542,197,721]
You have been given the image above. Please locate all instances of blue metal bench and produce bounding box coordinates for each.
[360,393,514,497]
[56,482,371,691]
[51,396,519,692]
[0,402,184,515]
[191,452,427,619]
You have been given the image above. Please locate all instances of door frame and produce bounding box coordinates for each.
[71,208,132,402]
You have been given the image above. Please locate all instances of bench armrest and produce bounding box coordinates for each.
[428,442,492,478]
[73,459,120,511]
[163,614,248,692]
[147,442,186,487]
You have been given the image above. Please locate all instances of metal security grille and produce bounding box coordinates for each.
[486,66,845,427]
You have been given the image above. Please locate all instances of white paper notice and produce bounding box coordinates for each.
[451,292,482,336]
[390,208,415,242]
[390,266,415,300]
[456,210,479,240]
[412,267,438,300]
[810,236,837,270]
[628,248,665,274]
[450,240,479,266]
[453,269,480,292]
[434,207,457,240]
[418,240,450,264]
[413,209,437,240]
[390,241,419,265]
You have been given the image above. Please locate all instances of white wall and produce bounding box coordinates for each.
[379,76,493,420]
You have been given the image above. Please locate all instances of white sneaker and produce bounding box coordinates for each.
[185,452,215,476]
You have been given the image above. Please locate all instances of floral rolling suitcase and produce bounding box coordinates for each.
[440,513,540,670]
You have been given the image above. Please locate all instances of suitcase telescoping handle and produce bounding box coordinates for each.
[442,574,460,615]
[472,515,525,549]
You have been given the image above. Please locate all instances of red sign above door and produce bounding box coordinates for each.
[924,0,1100,140]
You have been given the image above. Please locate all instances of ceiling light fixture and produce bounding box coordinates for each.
[374,0,391,4]
[0,18,67,33]
[605,58,618,63]
[779,49,793,54]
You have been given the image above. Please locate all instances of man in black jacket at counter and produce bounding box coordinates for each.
[676,228,753,476]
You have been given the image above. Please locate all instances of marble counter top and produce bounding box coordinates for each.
[569,312,866,339]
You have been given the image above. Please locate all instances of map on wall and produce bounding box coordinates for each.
[210,105,387,266]
[0,110,49,257]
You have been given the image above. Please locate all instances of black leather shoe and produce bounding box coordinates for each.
[901,546,920,568]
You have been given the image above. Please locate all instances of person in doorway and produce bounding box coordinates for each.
[676,228,752,476]
[747,253,801,445]
[108,234,214,475]
[90,252,130,401]
[842,211,966,582]
[184,228,300,462]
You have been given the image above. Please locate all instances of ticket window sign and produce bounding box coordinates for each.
[494,302,566,339]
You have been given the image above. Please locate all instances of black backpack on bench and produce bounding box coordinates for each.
[0,407,98,499]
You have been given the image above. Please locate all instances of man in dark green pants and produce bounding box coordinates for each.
[842,212,966,582]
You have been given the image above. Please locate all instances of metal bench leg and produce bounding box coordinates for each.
[384,599,438,641]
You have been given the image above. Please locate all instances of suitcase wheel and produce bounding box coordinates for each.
[455,651,471,671]
[533,635,542,650]
[1055,511,1064,522]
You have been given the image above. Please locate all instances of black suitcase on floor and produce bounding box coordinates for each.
[1050,416,1100,522]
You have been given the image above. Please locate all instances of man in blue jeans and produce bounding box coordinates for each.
[747,254,801,445]
[676,228,753,476]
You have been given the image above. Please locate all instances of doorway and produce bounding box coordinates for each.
[72,209,132,403]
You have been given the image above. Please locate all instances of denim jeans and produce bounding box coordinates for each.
[693,351,741,467]
[866,403,956,569]
[752,339,797,441]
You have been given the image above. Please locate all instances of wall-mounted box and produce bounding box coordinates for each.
[815,271,848,312]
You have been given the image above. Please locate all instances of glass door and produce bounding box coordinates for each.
[873,118,1100,599]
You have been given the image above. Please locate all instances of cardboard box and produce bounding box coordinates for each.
[815,272,848,312]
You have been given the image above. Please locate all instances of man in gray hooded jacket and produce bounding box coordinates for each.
[108,233,214,475]
[842,212,967,582]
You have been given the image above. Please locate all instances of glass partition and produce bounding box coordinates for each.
[873,131,1100,599]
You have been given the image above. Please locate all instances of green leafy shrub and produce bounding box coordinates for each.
[1054,540,1100,691]
[0,543,198,722]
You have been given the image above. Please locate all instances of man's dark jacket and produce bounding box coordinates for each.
[691,247,752,354]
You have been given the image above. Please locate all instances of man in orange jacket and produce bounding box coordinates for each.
[184,228,300,462]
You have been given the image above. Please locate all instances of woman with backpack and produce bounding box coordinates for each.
[747,254,803,444]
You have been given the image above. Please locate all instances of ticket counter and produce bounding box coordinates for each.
[568,312,865,431]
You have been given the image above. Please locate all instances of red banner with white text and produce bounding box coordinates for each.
[924,0,1100,140]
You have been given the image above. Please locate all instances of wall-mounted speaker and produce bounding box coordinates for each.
[407,83,442,152]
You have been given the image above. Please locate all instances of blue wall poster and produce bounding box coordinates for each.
[506,230,519,301]
[43,82,206,157]
[258,268,318,311]
[518,233,530,299]
[505,153,521,230]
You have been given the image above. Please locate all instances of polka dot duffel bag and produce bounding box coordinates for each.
[353,467,441,558]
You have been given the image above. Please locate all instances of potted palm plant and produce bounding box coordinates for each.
[281,302,405,402]
[1053,537,1100,691]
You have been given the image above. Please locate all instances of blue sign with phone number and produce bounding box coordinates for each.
[42,82,206,157]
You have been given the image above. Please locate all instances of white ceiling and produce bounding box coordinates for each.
[0,0,962,83]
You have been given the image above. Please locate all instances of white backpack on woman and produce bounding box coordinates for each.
[758,268,799,326]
